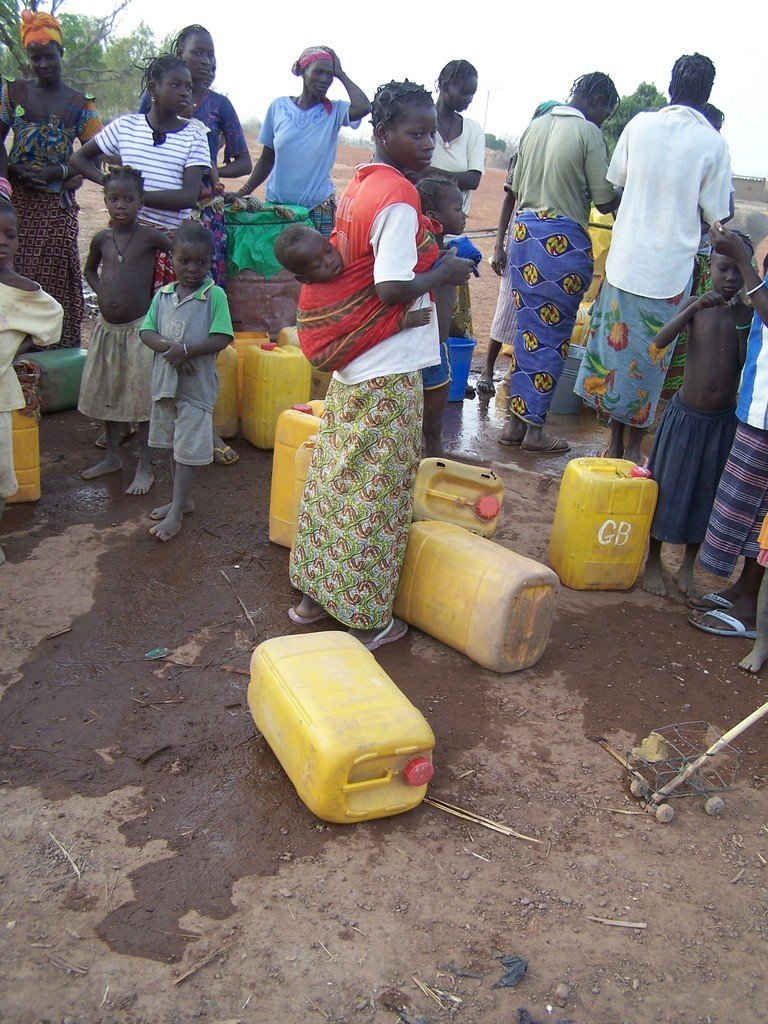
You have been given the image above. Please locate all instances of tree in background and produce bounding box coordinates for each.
[0,0,158,120]
[602,82,667,156]
[485,132,507,154]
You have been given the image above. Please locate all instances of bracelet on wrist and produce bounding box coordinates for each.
[182,343,189,357]
[746,281,766,297]
[60,164,68,181]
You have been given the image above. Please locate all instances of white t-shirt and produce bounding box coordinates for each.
[431,115,485,214]
[94,114,211,230]
[605,105,732,298]
[334,203,439,385]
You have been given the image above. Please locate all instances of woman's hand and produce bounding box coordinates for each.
[8,163,48,190]
[62,174,83,193]
[490,244,507,277]
[436,247,474,286]
[320,45,343,77]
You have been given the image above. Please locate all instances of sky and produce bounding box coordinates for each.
[71,0,766,177]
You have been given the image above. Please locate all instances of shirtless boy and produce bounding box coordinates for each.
[79,166,171,493]
[642,248,752,596]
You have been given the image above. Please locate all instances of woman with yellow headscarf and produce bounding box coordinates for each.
[0,11,103,348]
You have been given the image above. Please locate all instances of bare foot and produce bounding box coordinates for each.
[675,565,694,594]
[150,499,194,521]
[149,513,183,541]
[601,443,624,459]
[642,562,667,596]
[126,467,155,496]
[81,454,123,479]
[738,644,768,673]
[295,595,324,618]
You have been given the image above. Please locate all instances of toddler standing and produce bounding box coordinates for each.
[140,220,233,541]
[0,197,62,564]
[79,167,171,493]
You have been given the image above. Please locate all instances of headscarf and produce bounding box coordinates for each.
[532,99,561,119]
[292,47,333,76]
[20,9,63,49]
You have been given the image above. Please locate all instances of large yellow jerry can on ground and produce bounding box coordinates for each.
[212,344,238,439]
[241,343,311,450]
[248,632,436,824]
[233,331,269,412]
[276,325,300,348]
[394,521,558,673]
[8,409,40,503]
[549,457,658,590]
[269,403,324,547]
[290,437,316,550]
[413,458,504,538]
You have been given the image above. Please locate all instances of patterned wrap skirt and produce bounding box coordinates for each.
[290,372,423,630]
[507,211,593,426]
[575,279,691,428]
[308,196,337,239]
[14,187,82,348]
[699,420,768,577]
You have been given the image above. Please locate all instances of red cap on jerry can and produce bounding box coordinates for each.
[474,495,501,520]
[261,342,277,351]
[402,756,434,787]
[292,403,314,414]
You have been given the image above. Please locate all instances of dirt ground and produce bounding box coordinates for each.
[1,147,768,1024]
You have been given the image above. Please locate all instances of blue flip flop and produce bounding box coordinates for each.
[689,609,756,640]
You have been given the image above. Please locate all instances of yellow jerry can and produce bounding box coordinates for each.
[212,344,238,439]
[413,458,504,537]
[394,521,558,673]
[549,457,658,590]
[241,343,311,450]
[8,409,41,503]
[269,403,324,547]
[248,632,435,823]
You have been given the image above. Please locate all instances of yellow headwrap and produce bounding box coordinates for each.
[20,9,63,50]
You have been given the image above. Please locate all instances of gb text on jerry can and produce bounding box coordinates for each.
[248,632,435,824]
[549,457,658,591]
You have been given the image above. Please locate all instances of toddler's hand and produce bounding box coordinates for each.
[697,290,725,309]
[163,341,189,367]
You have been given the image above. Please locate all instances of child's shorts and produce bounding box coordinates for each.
[0,410,18,501]
[149,398,213,466]
[421,340,451,391]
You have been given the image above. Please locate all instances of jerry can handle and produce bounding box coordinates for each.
[341,770,393,792]
[426,487,468,509]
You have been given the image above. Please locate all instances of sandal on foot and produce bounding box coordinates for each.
[476,378,496,395]
[521,437,570,453]
[688,591,734,611]
[362,618,408,651]
[213,444,239,466]
[288,605,329,626]
[688,609,756,639]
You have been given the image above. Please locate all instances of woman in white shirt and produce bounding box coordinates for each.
[575,54,733,464]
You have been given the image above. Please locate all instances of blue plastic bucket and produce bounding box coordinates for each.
[447,337,476,402]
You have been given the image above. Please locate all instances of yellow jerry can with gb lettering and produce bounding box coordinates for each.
[549,457,658,590]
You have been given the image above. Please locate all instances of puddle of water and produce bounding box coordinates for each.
[442,369,608,476]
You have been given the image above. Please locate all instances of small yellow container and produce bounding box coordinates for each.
[394,521,558,673]
[549,457,658,590]
[269,404,324,547]
[8,409,40,504]
[212,344,238,439]
[234,331,269,411]
[241,343,312,450]
[413,458,504,538]
[276,325,300,348]
[248,632,436,824]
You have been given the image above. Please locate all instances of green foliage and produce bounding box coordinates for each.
[602,82,667,156]
[485,131,507,153]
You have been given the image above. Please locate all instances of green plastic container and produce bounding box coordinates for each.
[29,348,87,414]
